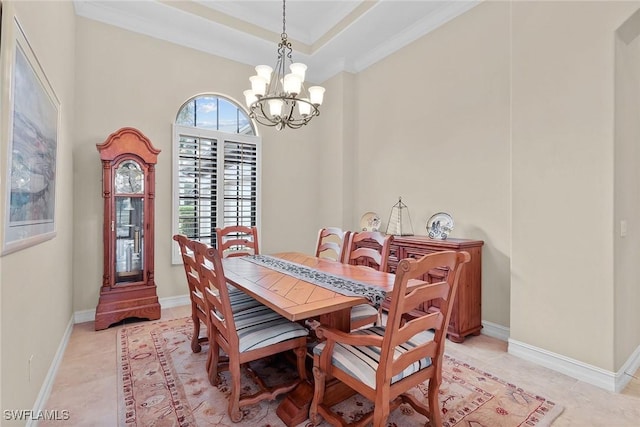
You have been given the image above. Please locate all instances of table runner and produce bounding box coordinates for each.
[243,255,387,308]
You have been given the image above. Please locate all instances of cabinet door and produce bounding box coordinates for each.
[113,160,145,284]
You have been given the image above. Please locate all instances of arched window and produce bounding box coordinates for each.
[175,95,256,135]
[172,94,261,263]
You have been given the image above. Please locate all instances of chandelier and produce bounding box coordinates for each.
[243,0,325,130]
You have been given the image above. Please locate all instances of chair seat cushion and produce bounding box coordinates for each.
[313,326,432,389]
[197,286,263,314]
[228,286,264,313]
[234,305,309,352]
[350,304,379,324]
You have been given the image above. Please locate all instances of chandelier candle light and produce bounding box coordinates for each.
[243,0,325,130]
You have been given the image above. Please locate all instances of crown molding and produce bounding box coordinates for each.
[73,0,481,83]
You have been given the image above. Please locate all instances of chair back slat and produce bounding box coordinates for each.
[315,227,350,262]
[194,241,240,351]
[174,234,206,314]
[401,281,449,316]
[215,225,259,258]
[345,231,393,272]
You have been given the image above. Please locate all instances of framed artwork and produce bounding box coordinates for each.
[1,11,60,255]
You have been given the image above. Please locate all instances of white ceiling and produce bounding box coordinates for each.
[73,0,480,83]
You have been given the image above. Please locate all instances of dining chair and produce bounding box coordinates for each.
[215,225,259,258]
[343,231,394,329]
[309,250,471,427]
[173,234,210,353]
[194,241,309,423]
[173,234,263,353]
[315,227,350,262]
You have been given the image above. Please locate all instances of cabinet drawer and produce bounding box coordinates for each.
[402,246,438,260]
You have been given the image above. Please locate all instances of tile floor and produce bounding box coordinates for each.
[41,305,640,426]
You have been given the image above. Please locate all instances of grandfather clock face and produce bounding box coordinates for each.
[114,160,145,284]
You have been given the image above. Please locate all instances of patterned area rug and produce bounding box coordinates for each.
[117,317,563,427]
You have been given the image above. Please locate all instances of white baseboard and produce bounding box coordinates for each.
[29,316,74,427]
[481,320,510,341]
[508,338,640,392]
[617,344,640,392]
[159,294,190,309]
[73,308,95,324]
[73,294,191,324]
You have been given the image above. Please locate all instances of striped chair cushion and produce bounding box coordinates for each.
[233,305,309,352]
[227,286,263,313]
[313,326,432,389]
[198,286,263,314]
[350,304,379,326]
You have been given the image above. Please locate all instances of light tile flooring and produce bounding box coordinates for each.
[42,305,640,426]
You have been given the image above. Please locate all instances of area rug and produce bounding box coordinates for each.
[117,317,563,427]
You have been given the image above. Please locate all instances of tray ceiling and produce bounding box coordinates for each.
[74,0,480,83]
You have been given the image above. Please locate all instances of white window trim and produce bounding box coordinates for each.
[171,124,262,264]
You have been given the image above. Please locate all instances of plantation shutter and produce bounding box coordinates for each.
[173,125,260,262]
[222,140,258,228]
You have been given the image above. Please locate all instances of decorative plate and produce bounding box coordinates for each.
[427,212,454,240]
[360,212,381,232]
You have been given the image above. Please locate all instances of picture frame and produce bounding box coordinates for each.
[1,9,60,255]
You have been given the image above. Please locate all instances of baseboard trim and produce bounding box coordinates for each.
[158,294,190,309]
[29,316,74,427]
[508,338,640,392]
[481,320,510,341]
[617,344,640,392]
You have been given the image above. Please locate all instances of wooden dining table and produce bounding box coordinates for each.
[221,251,397,331]
[220,251,401,426]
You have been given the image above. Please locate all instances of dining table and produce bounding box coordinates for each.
[220,251,413,426]
[221,251,398,331]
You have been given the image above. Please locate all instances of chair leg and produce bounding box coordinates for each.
[191,309,201,353]
[427,381,442,427]
[227,361,243,422]
[207,336,220,386]
[372,398,390,427]
[309,366,326,425]
[294,346,307,381]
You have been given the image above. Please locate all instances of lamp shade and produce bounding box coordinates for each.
[298,98,311,116]
[289,63,307,81]
[283,73,302,95]
[250,75,267,96]
[255,65,273,83]
[308,86,325,105]
[243,90,257,107]
[268,99,283,117]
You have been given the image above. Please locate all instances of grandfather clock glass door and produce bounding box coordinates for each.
[115,160,144,284]
[95,127,161,330]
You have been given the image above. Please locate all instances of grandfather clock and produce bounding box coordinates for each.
[95,127,161,330]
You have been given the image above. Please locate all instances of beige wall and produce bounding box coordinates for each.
[352,1,512,327]
[73,16,325,311]
[511,0,639,370]
[0,0,76,416]
[614,9,640,369]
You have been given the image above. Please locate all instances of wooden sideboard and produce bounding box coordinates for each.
[377,236,484,343]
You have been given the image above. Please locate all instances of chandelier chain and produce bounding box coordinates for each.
[281,0,287,39]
